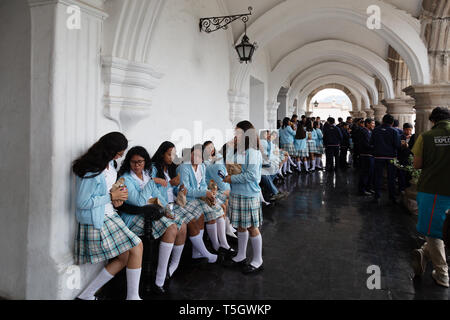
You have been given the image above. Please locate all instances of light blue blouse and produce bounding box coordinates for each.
[177,163,208,200]
[279,126,296,145]
[228,148,262,198]
[205,157,231,192]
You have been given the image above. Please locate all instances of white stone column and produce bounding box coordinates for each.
[365,108,375,119]
[277,87,289,120]
[27,0,107,300]
[372,104,388,122]
[228,90,249,126]
[404,84,450,134]
[267,101,281,129]
[382,98,416,127]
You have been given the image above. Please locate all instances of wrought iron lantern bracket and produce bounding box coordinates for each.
[200,7,253,33]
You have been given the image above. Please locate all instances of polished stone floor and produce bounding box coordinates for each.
[101,169,450,300]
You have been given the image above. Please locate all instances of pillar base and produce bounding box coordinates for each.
[403,84,450,135]
[372,105,387,122]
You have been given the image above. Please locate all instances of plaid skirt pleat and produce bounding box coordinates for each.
[306,140,318,154]
[315,143,324,154]
[74,213,141,265]
[180,199,204,224]
[280,143,296,157]
[228,194,263,229]
[295,147,310,158]
[125,208,185,239]
[216,190,229,204]
[199,200,225,222]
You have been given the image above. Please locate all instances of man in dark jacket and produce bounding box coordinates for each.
[397,123,414,192]
[358,118,375,195]
[370,114,401,203]
[323,117,343,171]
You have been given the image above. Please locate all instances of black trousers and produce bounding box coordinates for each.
[325,146,340,170]
[374,159,397,199]
[358,155,374,192]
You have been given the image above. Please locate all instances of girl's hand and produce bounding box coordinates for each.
[111,188,128,201]
[179,185,188,196]
[170,174,180,186]
[223,175,232,184]
[206,191,216,204]
[154,178,168,188]
[112,200,124,208]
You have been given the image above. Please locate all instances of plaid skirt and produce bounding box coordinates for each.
[280,143,296,157]
[199,200,225,222]
[306,140,318,154]
[228,194,263,229]
[181,199,204,224]
[295,147,310,158]
[74,213,141,265]
[125,206,185,239]
[315,143,324,154]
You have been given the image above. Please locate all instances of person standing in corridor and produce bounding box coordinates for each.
[411,107,450,288]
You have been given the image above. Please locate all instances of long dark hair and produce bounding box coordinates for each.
[305,119,313,132]
[202,141,216,159]
[313,121,320,130]
[282,117,290,129]
[73,132,128,179]
[117,146,152,178]
[152,141,178,180]
[234,120,260,153]
[295,123,306,140]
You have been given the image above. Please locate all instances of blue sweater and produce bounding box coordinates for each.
[279,126,296,145]
[119,171,168,227]
[75,171,111,230]
[177,163,208,200]
[370,124,401,158]
[313,128,323,147]
[150,165,179,205]
[229,148,262,197]
[205,158,231,192]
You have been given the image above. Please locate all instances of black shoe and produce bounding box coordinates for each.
[190,257,209,265]
[390,197,398,205]
[367,189,376,194]
[242,264,264,275]
[359,191,372,196]
[223,258,248,268]
[218,247,237,259]
[151,284,166,295]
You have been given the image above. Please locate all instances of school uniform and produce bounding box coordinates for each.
[119,171,184,239]
[306,130,319,154]
[358,127,374,193]
[227,148,263,229]
[205,157,230,204]
[279,126,297,156]
[314,128,324,154]
[178,162,224,222]
[294,135,309,158]
[74,161,141,265]
[323,124,343,170]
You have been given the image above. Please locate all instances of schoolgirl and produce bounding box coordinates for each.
[117,146,187,294]
[294,122,309,173]
[306,119,318,172]
[279,117,297,175]
[313,121,325,170]
[73,132,143,301]
[223,120,264,274]
[202,141,236,249]
[177,145,223,263]
[151,142,215,265]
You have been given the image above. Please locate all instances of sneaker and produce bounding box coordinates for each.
[411,249,426,276]
[432,270,449,288]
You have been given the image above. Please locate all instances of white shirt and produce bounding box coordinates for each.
[131,170,151,190]
[164,171,175,203]
[193,165,202,189]
[104,163,117,217]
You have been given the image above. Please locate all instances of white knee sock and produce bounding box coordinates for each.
[304,160,309,171]
[190,233,217,263]
[126,268,142,300]
[288,156,296,166]
[233,231,249,263]
[282,161,288,174]
[311,159,316,170]
[226,217,237,238]
[192,229,204,258]
[315,157,321,168]
[155,242,174,288]
[287,161,292,173]
[297,161,302,172]
[216,217,231,250]
[206,223,220,251]
[168,244,184,277]
[250,235,263,268]
[78,268,114,300]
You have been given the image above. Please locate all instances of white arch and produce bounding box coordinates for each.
[298,75,372,112]
[287,62,379,107]
[234,0,429,88]
[268,40,394,105]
